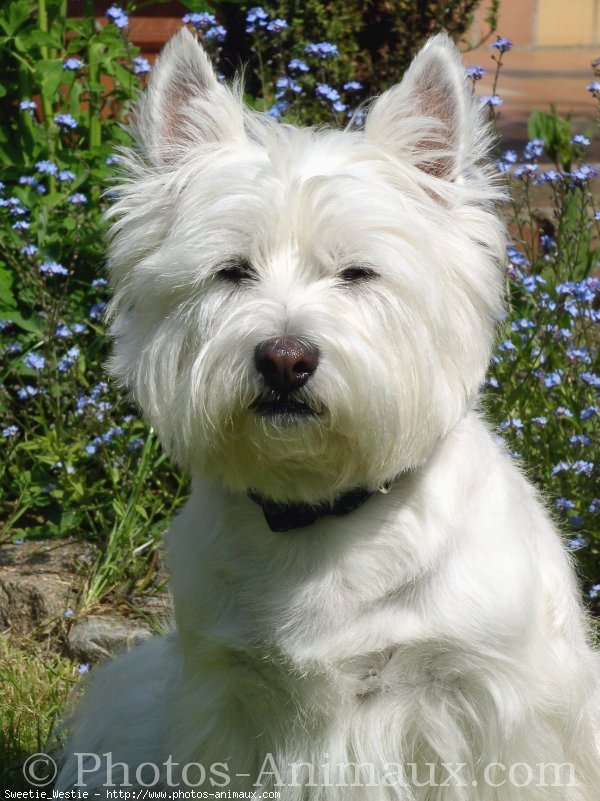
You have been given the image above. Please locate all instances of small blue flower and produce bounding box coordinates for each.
[90,302,107,320]
[343,81,363,92]
[276,76,302,98]
[58,170,76,182]
[0,319,13,331]
[566,533,586,547]
[2,425,19,438]
[305,42,339,59]
[348,108,366,127]
[12,220,30,231]
[69,193,87,205]
[106,5,128,28]
[288,58,309,73]
[22,352,45,370]
[523,138,544,160]
[589,584,600,599]
[246,7,269,32]
[132,56,151,75]
[332,100,346,113]
[63,57,84,71]
[506,245,530,267]
[5,343,23,355]
[40,261,69,277]
[20,99,37,115]
[491,36,512,53]
[539,234,555,253]
[205,25,227,43]
[267,100,289,119]
[128,438,145,451]
[555,406,573,418]
[106,155,120,166]
[580,405,597,420]
[580,372,600,388]
[9,203,29,217]
[57,346,81,372]
[466,65,486,80]
[72,322,88,334]
[91,278,108,289]
[316,84,341,103]
[480,95,503,107]
[64,608,75,618]
[511,318,535,332]
[555,498,576,511]
[503,150,518,164]
[570,165,598,184]
[572,460,594,476]
[486,376,499,388]
[101,425,125,443]
[266,19,287,33]
[539,169,561,183]
[498,339,516,352]
[514,163,538,179]
[77,663,90,674]
[54,113,77,130]
[182,12,216,30]
[572,134,590,147]
[36,160,58,175]
[570,434,591,447]
[500,417,523,431]
[566,347,591,364]
[544,371,562,388]
[17,385,39,400]
[531,416,547,426]
[587,81,600,93]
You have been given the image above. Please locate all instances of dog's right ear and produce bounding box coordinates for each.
[134,27,245,165]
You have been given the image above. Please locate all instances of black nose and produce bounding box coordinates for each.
[254,337,319,394]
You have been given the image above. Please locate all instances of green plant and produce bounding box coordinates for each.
[0,0,187,606]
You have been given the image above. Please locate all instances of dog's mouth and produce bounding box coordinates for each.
[251,395,319,424]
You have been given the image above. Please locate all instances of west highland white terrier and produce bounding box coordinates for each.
[55,29,600,799]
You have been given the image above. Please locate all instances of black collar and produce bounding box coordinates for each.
[248,487,373,532]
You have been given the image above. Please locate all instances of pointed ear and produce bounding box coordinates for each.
[365,34,486,181]
[134,28,245,165]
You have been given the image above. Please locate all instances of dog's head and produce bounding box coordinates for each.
[107,29,505,503]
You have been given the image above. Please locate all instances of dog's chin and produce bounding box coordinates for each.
[251,395,320,426]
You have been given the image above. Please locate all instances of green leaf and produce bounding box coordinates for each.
[35,58,65,102]
[0,264,17,310]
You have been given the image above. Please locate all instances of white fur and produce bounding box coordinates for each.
[55,30,600,799]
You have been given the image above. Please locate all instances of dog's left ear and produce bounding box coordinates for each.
[134,27,245,165]
[365,34,485,182]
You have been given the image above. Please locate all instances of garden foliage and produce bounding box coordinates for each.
[0,2,598,609]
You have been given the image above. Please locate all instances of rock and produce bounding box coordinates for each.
[67,615,157,663]
[0,539,97,636]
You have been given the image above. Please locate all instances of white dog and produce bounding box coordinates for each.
[55,29,600,799]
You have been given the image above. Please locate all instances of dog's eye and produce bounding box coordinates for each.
[216,260,256,283]
[338,266,378,283]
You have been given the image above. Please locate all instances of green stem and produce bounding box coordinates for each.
[38,0,48,58]
[85,1,102,150]
[38,0,56,190]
